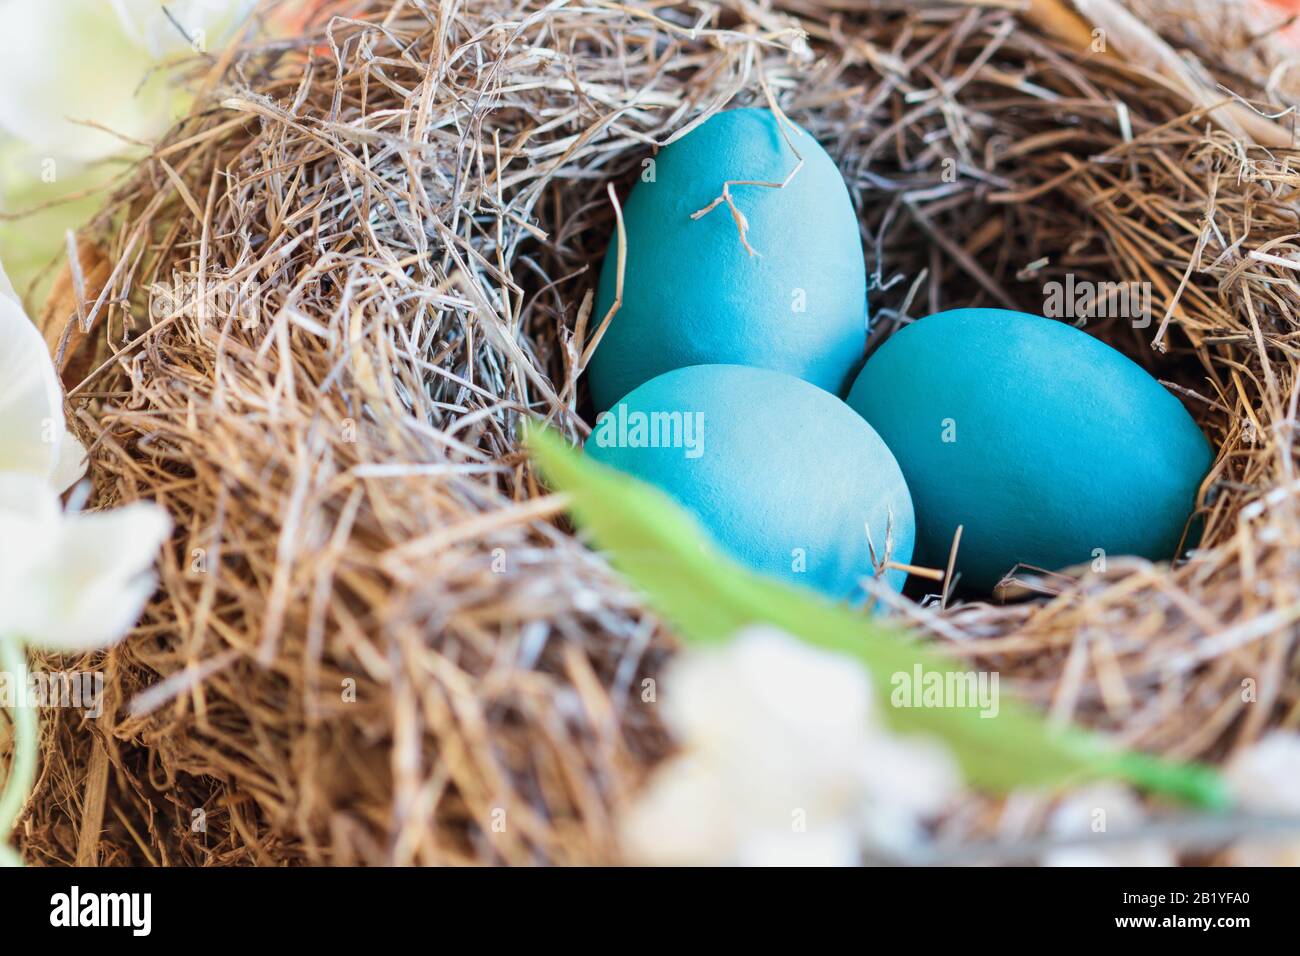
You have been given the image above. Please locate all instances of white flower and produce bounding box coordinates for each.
[0,253,168,651]
[857,732,962,857]
[0,478,169,868]
[0,1,256,297]
[0,282,86,493]
[0,0,254,163]
[0,473,170,651]
[619,627,960,866]
[0,281,171,867]
[0,0,170,163]
[1224,732,1300,866]
[1042,784,1174,867]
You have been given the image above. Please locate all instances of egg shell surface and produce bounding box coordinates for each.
[846,308,1214,591]
[587,108,867,411]
[585,364,915,600]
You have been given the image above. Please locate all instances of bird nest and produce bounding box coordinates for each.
[13,0,1300,864]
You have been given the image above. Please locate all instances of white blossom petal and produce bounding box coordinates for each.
[735,823,861,867]
[0,284,87,491]
[1226,731,1300,812]
[857,733,960,857]
[0,1,251,164]
[0,1,163,162]
[49,428,90,495]
[668,626,877,804]
[620,627,960,866]
[0,474,60,588]
[1224,732,1300,866]
[0,475,170,650]
[0,295,64,477]
[1043,784,1174,867]
[619,755,736,866]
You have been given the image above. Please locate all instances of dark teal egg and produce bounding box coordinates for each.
[585,364,914,600]
[587,108,867,411]
[846,309,1213,591]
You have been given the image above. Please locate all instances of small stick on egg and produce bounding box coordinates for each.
[688,72,806,257]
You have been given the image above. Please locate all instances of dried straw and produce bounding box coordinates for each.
[9,0,1300,864]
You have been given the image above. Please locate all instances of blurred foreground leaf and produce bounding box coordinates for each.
[527,425,1227,808]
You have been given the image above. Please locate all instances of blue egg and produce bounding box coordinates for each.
[586,364,915,599]
[587,108,867,411]
[846,309,1214,591]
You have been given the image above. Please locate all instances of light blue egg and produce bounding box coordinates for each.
[846,308,1214,591]
[587,108,867,411]
[586,364,915,600]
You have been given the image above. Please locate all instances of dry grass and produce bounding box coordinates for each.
[8,0,1300,864]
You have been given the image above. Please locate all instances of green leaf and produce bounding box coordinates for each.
[526,424,1228,808]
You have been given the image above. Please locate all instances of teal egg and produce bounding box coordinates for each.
[587,108,867,411]
[846,309,1213,591]
[585,364,915,600]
